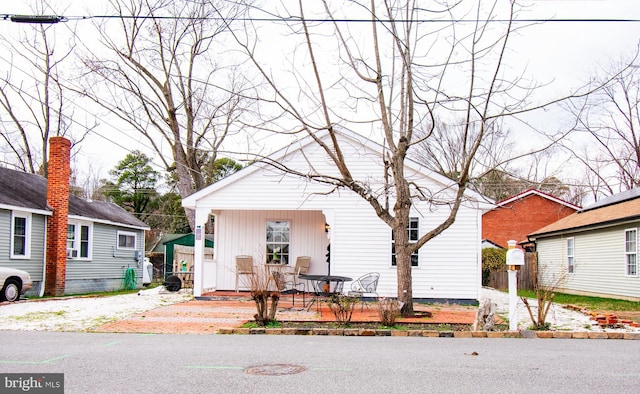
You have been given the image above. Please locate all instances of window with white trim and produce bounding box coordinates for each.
[566,237,575,273]
[266,221,290,264]
[67,222,92,259]
[392,217,419,267]
[10,211,31,259]
[625,229,637,276]
[117,231,137,250]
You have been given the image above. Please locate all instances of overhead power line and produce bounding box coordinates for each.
[3,13,640,24]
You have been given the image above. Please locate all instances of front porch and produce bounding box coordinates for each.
[190,209,333,296]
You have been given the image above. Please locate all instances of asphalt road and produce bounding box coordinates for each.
[0,332,639,394]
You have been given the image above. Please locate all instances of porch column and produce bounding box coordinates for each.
[322,209,334,275]
[193,207,209,297]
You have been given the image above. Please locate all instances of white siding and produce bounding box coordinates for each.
[537,222,640,300]
[214,210,328,290]
[190,132,482,300]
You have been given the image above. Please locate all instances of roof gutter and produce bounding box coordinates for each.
[67,215,150,231]
[0,204,52,216]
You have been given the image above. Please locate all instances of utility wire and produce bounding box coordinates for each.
[3,13,640,24]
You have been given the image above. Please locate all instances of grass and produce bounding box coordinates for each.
[11,310,67,321]
[517,289,640,312]
[30,284,162,300]
[241,320,473,331]
[241,320,283,329]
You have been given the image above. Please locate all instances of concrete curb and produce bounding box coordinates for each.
[216,328,640,339]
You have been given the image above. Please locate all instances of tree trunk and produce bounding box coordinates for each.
[252,291,280,326]
[393,214,414,317]
[392,157,415,316]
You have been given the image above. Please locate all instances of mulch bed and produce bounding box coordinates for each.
[95,293,478,334]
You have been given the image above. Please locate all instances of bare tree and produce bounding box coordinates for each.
[412,111,578,203]
[72,0,249,230]
[563,50,640,199]
[0,0,82,175]
[222,0,583,316]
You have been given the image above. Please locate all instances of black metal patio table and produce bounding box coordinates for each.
[298,274,353,311]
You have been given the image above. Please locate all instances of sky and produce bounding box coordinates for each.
[1,0,639,188]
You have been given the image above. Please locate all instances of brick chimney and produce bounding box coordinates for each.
[45,137,71,296]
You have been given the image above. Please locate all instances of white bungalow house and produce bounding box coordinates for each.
[182,129,491,302]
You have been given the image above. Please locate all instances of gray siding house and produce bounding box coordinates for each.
[0,140,149,297]
[529,189,640,301]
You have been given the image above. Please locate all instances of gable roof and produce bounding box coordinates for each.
[0,167,51,214]
[529,189,640,238]
[147,233,214,253]
[493,188,581,210]
[0,167,149,230]
[183,128,491,208]
[482,239,504,249]
[580,188,640,212]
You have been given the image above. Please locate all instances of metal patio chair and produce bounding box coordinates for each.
[348,272,380,310]
[273,271,306,307]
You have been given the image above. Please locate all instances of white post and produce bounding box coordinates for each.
[192,207,209,297]
[508,269,518,331]
[506,240,524,332]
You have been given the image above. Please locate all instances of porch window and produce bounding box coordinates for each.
[10,212,31,259]
[392,217,419,267]
[67,222,92,259]
[117,231,137,250]
[625,229,637,276]
[266,221,290,264]
[566,237,575,273]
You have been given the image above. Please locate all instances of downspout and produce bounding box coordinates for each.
[40,215,48,297]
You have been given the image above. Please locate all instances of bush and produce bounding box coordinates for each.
[482,248,506,271]
[482,248,506,286]
[377,297,401,326]
[241,265,281,326]
[327,294,359,325]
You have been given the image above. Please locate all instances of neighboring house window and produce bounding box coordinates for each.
[10,212,31,259]
[67,222,92,259]
[566,237,575,274]
[266,221,290,264]
[625,229,637,276]
[392,217,419,267]
[117,231,137,250]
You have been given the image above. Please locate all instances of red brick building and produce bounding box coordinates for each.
[482,189,580,249]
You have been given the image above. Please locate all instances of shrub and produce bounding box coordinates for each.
[377,297,401,326]
[327,294,359,325]
[482,248,506,285]
[241,264,281,326]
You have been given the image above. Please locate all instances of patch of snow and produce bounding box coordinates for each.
[481,287,638,332]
